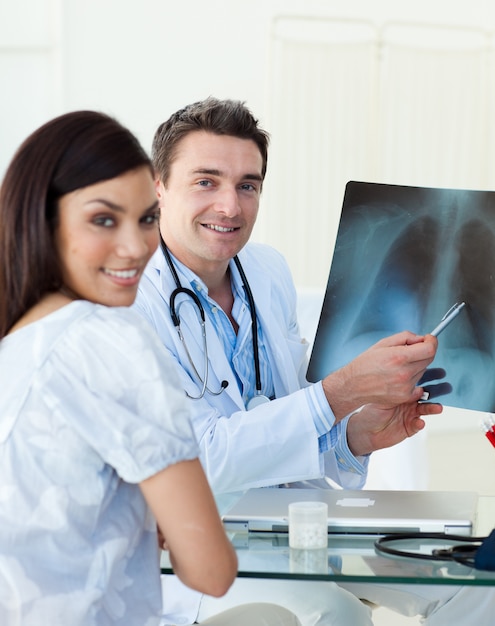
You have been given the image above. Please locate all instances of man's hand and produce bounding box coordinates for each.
[322,331,438,421]
[346,399,443,457]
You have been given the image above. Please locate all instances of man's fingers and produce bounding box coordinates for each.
[374,331,423,348]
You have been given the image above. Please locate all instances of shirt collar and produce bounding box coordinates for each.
[162,249,247,305]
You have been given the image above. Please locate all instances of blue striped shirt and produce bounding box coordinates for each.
[178,259,275,406]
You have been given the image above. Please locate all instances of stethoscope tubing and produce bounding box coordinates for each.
[161,238,263,400]
[232,255,262,394]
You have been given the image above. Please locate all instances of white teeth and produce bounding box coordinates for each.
[104,268,139,279]
[205,224,235,232]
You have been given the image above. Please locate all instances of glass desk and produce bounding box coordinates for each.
[161,496,495,586]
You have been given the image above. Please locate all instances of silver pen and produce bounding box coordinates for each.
[430,302,466,337]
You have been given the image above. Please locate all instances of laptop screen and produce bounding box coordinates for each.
[306,180,495,413]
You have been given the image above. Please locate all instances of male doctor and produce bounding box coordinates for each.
[134,98,491,625]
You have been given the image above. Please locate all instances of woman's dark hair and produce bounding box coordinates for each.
[0,110,152,338]
[152,97,270,186]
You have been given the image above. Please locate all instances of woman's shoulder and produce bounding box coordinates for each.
[59,302,164,361]
[41,302,185,416]
[3,300,164,371]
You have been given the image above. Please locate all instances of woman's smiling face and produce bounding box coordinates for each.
[55,166,159,307]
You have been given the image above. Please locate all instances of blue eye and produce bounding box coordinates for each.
[240,183,259,192]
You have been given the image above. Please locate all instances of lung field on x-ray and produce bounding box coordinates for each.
[307,181,495,412]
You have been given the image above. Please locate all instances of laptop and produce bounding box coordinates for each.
[222,488,478,536]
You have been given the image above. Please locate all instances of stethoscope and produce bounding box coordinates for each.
[161,238,270,409]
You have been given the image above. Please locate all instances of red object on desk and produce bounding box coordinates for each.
[485,430,495,448]
[482,416,495,448]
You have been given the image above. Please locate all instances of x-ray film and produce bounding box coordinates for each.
[307,180,495,412]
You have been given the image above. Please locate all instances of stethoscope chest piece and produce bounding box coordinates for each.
[246,394,271,410]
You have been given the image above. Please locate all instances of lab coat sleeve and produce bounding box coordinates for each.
[321,415,369,490]
[133,245,368,494]
[198,390,325,493]
[151,344,325,493]
[152,344,366,493]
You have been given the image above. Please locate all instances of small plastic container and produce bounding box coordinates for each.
[288,501,328,549]
[289,547,328,573]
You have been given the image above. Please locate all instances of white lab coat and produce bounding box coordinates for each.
[133,242,368,624]
[135,242,367,494]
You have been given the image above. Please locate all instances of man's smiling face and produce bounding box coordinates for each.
[157,130,263,281]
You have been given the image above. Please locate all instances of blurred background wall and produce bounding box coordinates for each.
[2,0,495,477]
[2,0,495,287]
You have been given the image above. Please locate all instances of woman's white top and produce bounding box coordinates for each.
[0,301,199,626]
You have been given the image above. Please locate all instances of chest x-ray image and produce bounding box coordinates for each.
[307,180,495,412]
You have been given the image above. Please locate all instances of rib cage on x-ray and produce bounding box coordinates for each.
[307,181,495,413]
